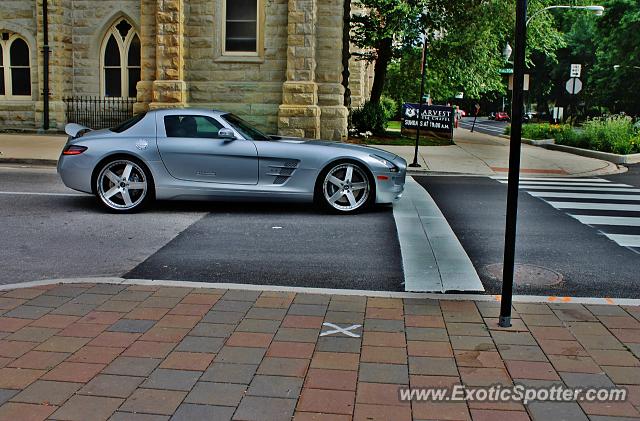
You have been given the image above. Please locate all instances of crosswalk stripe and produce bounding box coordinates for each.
[522,186,640,193]
[603,234,640,248]
[571,215,640,226]
[548,202,640,212]
[528,191,640,201]
[491,177,610,183]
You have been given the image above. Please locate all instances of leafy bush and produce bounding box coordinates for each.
[505,123,575,142]
[350,100,389,135]
[507,117,640,154]
[380,96,398,121]
[578,116,639,154]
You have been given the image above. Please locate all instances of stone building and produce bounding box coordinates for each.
[0,0,374,140]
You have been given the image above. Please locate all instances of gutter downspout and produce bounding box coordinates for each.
[43,0,50,130]
[341,0,351,109]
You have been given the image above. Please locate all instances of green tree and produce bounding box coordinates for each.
[590,0,640,115]
[361,0,566,108]
[350,0,426,104]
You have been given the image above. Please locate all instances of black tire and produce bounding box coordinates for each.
[94,156,154,213]
[315,160,374,214]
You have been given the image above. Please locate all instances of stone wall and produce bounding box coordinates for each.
[0,0,364,138]
[182,0,288,132]
[0,1,38,129]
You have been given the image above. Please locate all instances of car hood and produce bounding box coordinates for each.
[270,136,398,161]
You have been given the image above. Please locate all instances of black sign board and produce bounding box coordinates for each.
[401,104,454,140]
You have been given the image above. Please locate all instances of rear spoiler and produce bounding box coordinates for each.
[64,123,92,138]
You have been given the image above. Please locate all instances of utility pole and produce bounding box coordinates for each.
[499,0,527,328]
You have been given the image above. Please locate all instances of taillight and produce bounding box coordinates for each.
[62,145,88,155]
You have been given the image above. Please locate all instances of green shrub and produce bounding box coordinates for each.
[504,117,639,154]
[579,116,638,154]
[350,100,389,135]
[380,96,398,121]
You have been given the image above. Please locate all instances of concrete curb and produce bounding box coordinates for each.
[393,177,484,293]
[1,277,639,306]
[0,158,58,167]
[546,143,640,165]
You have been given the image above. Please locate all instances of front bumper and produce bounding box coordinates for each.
[374,156,407,204]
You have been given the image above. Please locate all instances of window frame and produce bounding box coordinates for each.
[99,22,141,98]
[221,0,263,58]
[163,115,227,139]
[0,34,32,100]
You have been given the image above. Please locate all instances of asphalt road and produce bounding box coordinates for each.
[414,166,640,298]
[459,117,509,136]
[0,165,403,290]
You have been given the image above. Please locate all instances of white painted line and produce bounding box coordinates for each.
[2,277,640,306]
[0,191,87,197]
[491,177,609,182]
[528,191,640,201]
[393,178,484,293]
[320,323,361,337]
[571,215,640,226]
[603,234,640,248]
[549,202,640,212]
[495,181,630,187]
[522,186,640,193]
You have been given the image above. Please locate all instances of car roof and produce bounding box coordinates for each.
[147,108,228,117]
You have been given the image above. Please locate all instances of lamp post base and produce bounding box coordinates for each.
[498,315,512,328]
[408,163,422,168]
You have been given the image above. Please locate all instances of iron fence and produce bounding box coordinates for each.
[63,96,136,129]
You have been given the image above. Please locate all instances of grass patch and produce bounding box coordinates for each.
[387,120,401,131]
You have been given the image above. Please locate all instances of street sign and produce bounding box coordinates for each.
[570,64,582,78]
[508,74,529,91]
[565,77,582,95]
[499,68,514,74]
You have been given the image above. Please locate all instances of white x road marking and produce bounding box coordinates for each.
[320,322,362,338]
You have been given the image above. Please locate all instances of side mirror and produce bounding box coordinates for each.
[218,128,236,140]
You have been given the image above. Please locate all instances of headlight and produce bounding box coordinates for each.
[370,154,399,172]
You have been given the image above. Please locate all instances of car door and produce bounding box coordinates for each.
[157,113,258,185]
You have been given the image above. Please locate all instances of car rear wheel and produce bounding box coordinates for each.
[319,162,372,213]
[95,158,152,212]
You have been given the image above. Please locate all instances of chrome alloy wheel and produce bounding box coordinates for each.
[97,159,148,211]
[322,163,371,212]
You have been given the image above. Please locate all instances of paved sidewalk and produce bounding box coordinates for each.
[383,129,624,177]
[0,129,625,176]
[1,280,639,420]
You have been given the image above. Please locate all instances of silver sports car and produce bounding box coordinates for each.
[58,108,407,214]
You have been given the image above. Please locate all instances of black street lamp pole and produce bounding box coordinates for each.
[409,36,428,168]
[499,0,528,328]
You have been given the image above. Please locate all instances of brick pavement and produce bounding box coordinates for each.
[0,282,639,420]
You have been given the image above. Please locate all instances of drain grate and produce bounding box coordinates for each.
[485,263,563,287]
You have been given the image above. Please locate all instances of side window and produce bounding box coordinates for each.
[164,115,225,138]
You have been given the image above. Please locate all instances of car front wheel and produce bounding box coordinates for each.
[318,162,372,213]
[95,158,153,212]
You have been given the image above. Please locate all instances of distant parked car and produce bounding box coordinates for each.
[495,112,510,122]
[488,112,496,120]
[459,109,467,117]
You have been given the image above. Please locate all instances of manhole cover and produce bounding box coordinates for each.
[485,263,563,287]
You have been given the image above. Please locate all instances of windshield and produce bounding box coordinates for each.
[110,112,146,133]
[221,113,270,140]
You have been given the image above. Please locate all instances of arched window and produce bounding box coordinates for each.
[0,33,31,97]
[101,19,140,98]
